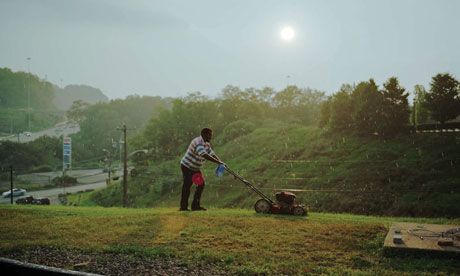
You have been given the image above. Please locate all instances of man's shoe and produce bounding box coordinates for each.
[179,208,190,211]
[191,206,207,211]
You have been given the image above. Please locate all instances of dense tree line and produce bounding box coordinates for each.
[320,73,460,136]
[0,136,62,172]
[136,74,459,161]
[69,95,173,162]
[2,68,457,171]
[134,85,326,160]
[0,68,55,109]
[0,68,60,133]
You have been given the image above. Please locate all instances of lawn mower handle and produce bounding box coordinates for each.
[224,166,275,204]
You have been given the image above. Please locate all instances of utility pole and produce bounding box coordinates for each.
[117,124,129,207]
[119,138,122,171]
[123,124,127,207]
[62,168,66,195]
[10,166,13,204]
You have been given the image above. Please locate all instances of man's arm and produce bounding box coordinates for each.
[203,153,224,165]
[211,153,222,162]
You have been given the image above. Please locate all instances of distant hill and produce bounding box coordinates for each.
[53,84,109,110]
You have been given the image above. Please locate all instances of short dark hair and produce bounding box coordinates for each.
[201,128,212,136]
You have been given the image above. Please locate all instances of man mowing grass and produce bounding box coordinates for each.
[180,128,224,211]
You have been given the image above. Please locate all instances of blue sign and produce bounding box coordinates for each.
[63,137,72,170]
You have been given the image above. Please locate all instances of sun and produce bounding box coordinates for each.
[280,26,295,41]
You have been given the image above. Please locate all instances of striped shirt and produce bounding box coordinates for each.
[181,136,215,171]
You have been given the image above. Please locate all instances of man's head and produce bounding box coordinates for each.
[201,128,213,142]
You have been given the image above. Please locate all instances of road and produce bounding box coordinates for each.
[0,181,107,205]
[17,169,108,184]
[0,168,111,205]
[0,121,80,143]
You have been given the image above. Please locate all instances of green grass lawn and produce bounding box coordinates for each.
[0,205,459,275]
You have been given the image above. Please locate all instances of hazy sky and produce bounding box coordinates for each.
[1,0,459,99]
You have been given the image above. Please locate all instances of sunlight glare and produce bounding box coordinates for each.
[280,26,295,41]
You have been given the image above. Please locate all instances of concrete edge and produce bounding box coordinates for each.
[0,257,101,275]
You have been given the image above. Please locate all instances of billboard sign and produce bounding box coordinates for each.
[63,136,71,170]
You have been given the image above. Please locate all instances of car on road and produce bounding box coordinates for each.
[33,197,50,205]
[16,196,50,205]
[15,196,34,204]
[23,131,32,137]
[2,188,27,198]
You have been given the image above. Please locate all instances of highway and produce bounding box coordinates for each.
[0,169,110,205]
[0,181,107,205]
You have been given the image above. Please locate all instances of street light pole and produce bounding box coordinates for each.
[26,57,31,131]
[103,149,112,185]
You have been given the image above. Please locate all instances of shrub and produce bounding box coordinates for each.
[31,165,53,173]
[52,175,78,186]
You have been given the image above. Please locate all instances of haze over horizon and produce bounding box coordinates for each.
[1,0,459,100]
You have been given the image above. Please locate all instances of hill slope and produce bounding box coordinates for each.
[0,206,459,275]
[93,125,460,217]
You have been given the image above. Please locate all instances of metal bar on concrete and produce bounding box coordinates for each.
[0,257,102,276]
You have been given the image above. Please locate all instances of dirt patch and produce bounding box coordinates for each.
[1,247,230,275]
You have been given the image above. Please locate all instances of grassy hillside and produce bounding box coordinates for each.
[91,125,460,217]
[0,206,459,275]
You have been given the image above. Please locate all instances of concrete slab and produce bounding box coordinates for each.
[384,222,460,254]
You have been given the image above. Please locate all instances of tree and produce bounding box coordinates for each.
[273,85,325,125]
[219,86,268,125]
[0,136,61,170]
[318,98,331,128]
[380,77,410,135]
[66,100,90,123]
[140,97,221,160]
[70,95,171,161]
[351,79,384,135]
[328,88,354,132]
[425,73,460,125]
[413,85,429,125]
[0,67,54,109]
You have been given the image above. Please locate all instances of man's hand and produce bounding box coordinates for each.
[203,153,224,165]
[212,154,225,166]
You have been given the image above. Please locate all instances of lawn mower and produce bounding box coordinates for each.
[217,165,307,216]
